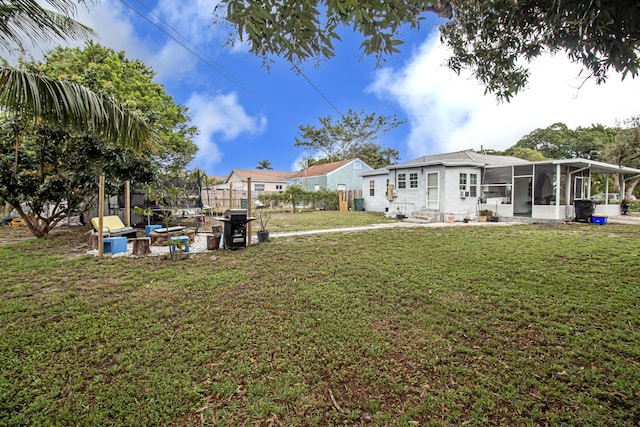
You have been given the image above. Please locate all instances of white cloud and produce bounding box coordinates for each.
[75,0,222,81]
[0,0,138,62]
[154,0,219,44]
[77,1,142,55]
[187,92,267,171]
[369,31,640,159]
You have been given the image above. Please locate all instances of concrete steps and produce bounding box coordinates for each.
[404,211,443,224]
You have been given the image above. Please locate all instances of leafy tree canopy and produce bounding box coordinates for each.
[294,108,403,169]
[0,2,155,152]
[0,118,155,237]
[504,119,640,196]
[219,0,640,100]
[604,116,640,196]
[505,122,616,160]
[1,45,198,237]
[35,42,198,174]
[507,147,548,162]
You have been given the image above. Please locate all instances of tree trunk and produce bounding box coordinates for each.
[207,234,221,250]
[627,176,640,197]
[132,238,151,256]
[12,203,48,237]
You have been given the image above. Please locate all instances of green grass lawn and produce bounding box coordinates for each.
[1,220,639,426]
[179,210,396,233]
[260,210,397,232]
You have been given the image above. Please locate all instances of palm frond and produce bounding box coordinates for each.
[0,66,156,150]
[0,1,94,52]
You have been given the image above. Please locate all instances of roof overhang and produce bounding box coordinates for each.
[483,159,640,175]
[543,159,640,175]
[389,160,486,169]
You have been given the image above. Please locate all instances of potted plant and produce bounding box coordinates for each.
[621,196,631,215]
[478,209,492,222]
[168,235,190,260]
[256,208,272,242]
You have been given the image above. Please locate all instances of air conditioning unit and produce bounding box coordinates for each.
[460,191,467,199]
[392,190,397,197]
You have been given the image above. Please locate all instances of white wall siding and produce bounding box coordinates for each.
[362,174,389,213]
[386,168,422,217]
[443,167,483,219]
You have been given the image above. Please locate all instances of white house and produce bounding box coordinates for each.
[361,150,640,222]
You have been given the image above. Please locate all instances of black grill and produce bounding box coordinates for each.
[218,209,254,249]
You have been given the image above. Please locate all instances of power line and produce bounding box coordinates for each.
[120,0,343,124]
[294,65,344,117]
[120,0,296,127]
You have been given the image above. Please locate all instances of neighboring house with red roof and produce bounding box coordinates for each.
[287,158,373,191]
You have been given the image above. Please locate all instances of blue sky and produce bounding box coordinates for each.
[7,1,640,176]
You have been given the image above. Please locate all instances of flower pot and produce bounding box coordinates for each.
[257,230,270,242]
[621,203,630,215]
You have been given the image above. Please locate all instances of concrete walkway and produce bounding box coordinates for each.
[268,219,515,238]
[607,214,640,225]
[268,214,639,239]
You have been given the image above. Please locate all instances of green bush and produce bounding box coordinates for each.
[258,186,339,211]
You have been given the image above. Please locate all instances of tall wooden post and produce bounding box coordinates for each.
[98,175,105,258]
[124,180,131,227]
[229,182,233,210]
[247,177,252,247]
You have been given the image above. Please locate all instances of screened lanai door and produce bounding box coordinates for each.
[426,172,439,210]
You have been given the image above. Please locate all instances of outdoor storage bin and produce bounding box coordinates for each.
[353,198,364,211]
[103,237,127,254]
[145,224,162,237]
[591,214,608,225]
[574,200,596,222]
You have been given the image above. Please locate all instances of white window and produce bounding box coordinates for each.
[470,173,478,197]
[459,173,467,191]
[409,173,418,189]
[369,180,375,196]
[314,184,320,191]
[398,173,406,189]
[354,162,362,170]
[254,184,265,191]
[275,184,283,190]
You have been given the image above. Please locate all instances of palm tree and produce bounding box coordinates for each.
[0,68,153,150]
[256,159,273,170]
[0,0,94,53]
[0,0,153,149]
